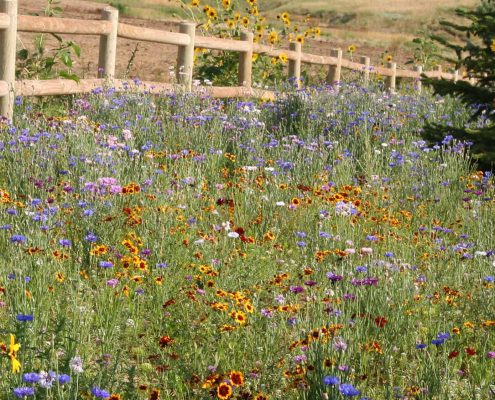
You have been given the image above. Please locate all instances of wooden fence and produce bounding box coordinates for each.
[0,0,464,120]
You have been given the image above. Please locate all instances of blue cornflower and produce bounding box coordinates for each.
[98,261,113,268]
[58,374,71,384]
[415,343,427,350]
[13,387,35,398]
[91,386,110,398]
[17,314,34,322]
[23,372,40,383]
[436,332,450,340]
[10,234,27,244]
[384,251,394,257]
[323,375,340,386]
[339,383,360,397]
[484,276,494,283]
[83,209,94,217]
[59,239,72,247]
[431,338,444,346]
[85,232,98,242]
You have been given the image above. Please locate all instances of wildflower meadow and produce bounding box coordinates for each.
[0,80,494,400]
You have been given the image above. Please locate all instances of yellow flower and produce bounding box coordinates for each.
[191,0,199,6]
[9,334,21,373]
[207,7,217,19]
[348,44,356,53]
[222,0,231,8]
[241,16,249,27]
[278,52,288,64]
[295,35,304,44]
[491,39,495,52]
[385,54,393,62]
[268,31,279,45]
[246,0,256,5]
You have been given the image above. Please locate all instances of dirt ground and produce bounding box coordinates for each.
[17,0,413,84]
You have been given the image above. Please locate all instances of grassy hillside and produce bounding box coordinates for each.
[86,0,479,53]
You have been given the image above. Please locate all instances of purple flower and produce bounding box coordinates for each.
[106,278,119,287]
[339,383,360,397]
[91,387,110,398]
[59,239,72,247]
[333,336,347,351]
[327,272,343,282]
[58,374,71,384]
[289,285,304,294]
[98,261,113,268]
[323,375,340,386]
[23,372,40,383]
[10,234,27,244]
[13,387,35,398]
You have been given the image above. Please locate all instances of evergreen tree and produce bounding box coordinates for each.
[421,0,495,170]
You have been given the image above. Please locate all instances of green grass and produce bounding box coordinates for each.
[0,80,493,399]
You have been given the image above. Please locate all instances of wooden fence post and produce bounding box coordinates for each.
[177,21,195,91]
[360,56,370,86]
[98,6,118,79]
[326,48,342,86]
[433,64,442,79]
[0,0,17,120]
[238,31,253,88]
[453,69,459,83]
[414,65,422,93]
[288,41,301,88]
[385,61,396,93]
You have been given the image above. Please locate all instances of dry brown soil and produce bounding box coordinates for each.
[17,0,413,84]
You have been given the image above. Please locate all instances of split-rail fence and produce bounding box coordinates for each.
[0,0,465,120]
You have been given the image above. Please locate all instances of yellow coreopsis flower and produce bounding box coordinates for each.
[278,52,288,64]
[9,334,21,373]
[491,39,495,52]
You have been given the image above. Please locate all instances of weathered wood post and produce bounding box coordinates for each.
[288,41,301,88]
[385,61,396,93]
[238,31,253,88]
[326,48,342,86]
[0,0,17,120]
[98,6,119,78]
[433,64,442,79]
[414,65,423,93]
[360,56,370,86]
[177,21,195,91]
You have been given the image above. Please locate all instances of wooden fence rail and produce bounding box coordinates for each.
[0,0,466,120]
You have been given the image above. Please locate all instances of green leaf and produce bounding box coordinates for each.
[59,70,80,82]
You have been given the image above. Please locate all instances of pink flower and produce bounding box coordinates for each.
[487,351,495,359]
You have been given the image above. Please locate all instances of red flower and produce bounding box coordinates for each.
[448,350,459,359]
[465,347,476,356]
[374,316,388,328]
[159,336,175,348]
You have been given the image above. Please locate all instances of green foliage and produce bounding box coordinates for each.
[421,0,495,170]
[406,31,442,69]
[180,0,320,87]
[16,0,81,82]
[109,2,129,16]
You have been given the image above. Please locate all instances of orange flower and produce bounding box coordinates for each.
[217,382,233,399]
[229,370,244,386]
